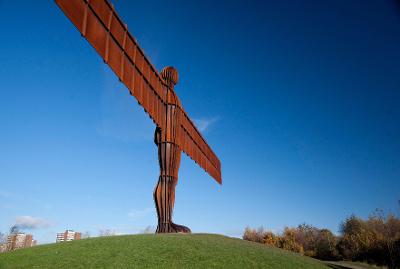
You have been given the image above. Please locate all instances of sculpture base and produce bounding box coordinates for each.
[156,222,191,234]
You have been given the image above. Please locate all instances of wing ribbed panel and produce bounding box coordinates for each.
[179,109,222,184]
[55,0,166,128]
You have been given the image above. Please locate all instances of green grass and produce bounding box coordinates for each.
[0,233,330,269]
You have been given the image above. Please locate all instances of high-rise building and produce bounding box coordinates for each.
[56,230,81,242]
[6,233,36,251]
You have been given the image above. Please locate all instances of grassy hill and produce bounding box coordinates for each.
[0,233,331,269]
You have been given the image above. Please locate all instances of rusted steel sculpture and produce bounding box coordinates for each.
[55,0,222,233]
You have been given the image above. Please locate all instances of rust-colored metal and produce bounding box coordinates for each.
[55,0,222,233]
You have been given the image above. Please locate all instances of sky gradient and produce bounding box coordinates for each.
[1,0,399,243]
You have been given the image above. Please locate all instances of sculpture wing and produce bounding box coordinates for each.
[55,0,222,184]
[55,0,167,128]
[179,111,222,184]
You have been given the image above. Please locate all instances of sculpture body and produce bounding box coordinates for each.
[55,0,221,233]
[154,67,190,233]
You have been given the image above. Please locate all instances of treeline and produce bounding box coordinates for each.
[243,210,400,269]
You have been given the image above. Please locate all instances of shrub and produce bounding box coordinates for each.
[279,227,304,255]
[263,231,279,247]
[242,227,264,243]
[243,208,400,268]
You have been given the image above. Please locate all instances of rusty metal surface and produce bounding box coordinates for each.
[54,0,222,184]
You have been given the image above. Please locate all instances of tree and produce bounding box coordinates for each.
[9,225,20,235]
[82,231,91,239]
[383,214,400,269]
[295,223,319,257]
[337,215,371,260]
[0,232,6,244]
[280,227,304,255]
[337,211,400,268]
[99,229,117,237]
[140,226,155,234]
[315,229,339,260]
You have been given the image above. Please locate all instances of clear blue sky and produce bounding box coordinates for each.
[1,0,399,244]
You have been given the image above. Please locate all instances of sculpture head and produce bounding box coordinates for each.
[161,66,179,89]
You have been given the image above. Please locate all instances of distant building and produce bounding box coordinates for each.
[7,233,36,251]
[0,243,7,253]
[56,230,81,242]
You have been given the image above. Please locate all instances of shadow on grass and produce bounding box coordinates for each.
[325,264,351,269]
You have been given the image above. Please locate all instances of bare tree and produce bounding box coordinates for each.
[82,231,91,239]
[140,226,155,234]
[9,225,20,235]
[99,229,116,237]
[0,232,6,244]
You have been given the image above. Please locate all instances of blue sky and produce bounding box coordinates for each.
[1,0,399,244]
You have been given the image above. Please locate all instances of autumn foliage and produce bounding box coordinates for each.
[243,210,400,268]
